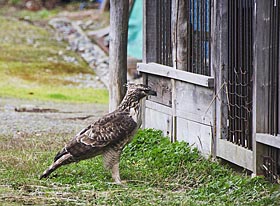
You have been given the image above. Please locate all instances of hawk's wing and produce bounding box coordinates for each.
[64,111,137,159]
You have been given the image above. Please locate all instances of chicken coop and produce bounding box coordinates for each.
[138,0,280,182]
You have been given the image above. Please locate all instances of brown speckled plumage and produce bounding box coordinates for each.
[40,83,156,184]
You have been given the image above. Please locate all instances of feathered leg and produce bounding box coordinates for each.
[103,148,122,184]
[111,162,121,184]
[40,153,74,179]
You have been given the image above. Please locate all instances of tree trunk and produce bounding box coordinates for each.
[172,0,189,70]
[109,0,129,112]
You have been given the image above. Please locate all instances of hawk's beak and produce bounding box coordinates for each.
[147,90,157,96]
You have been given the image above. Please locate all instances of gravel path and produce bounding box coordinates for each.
[0,98,108,137]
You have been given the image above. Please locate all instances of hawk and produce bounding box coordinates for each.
[40,83,157,184]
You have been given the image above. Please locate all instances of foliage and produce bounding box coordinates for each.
[0,129,279,205]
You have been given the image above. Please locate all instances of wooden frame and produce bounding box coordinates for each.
[256,134,280,149]
[138,63,214,88]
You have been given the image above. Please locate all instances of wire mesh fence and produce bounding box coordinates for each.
[227,0,254,150]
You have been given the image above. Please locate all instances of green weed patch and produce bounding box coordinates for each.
[0,129,278,205]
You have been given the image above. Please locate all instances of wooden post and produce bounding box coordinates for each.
[252,0,269,175]
[171,0,190,141]
[171,0,189,71]
[109,0,129,112]
[213,0,229,156]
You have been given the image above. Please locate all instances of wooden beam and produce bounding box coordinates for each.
[217,139,254,171]
[146,99,213,126]
[109,0,129,112]
[256,133,280,149]
[146,100,173,115]
[138,63,214,88]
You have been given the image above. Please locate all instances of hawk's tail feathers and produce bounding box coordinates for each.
[39,153,73,180]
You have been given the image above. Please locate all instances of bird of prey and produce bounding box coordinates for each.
[40,83,157,184]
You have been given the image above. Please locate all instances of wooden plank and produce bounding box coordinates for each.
[145,100,172,115]
[177,117,212,156]
[147,75,172,107]
[213,0,229,161]
[252,0,271,175]
[146,99,213,126]
[175,80,215,126]
[254,0,270,133]
[144,107,173,138]
[109,0,129,111]
[217,139,254,171]
[138,63,214,88]
[256,133,280,149]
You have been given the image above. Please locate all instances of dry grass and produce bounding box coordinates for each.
[0,16,108,103]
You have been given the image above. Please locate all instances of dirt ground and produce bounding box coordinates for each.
[0,97,108,137]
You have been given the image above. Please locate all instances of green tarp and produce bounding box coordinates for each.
[127,0,143,59]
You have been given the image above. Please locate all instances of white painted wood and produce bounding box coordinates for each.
[146,99,214,126]
[137,63,214,88]
[256,133,280,149]
[177,118,212,156]
[175,81,215,126]
[144,108,172,139]
[145,100,172,115]
[217,139,254,171]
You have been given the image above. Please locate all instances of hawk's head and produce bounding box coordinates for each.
[118,83,157,111]
[125,83,157,100]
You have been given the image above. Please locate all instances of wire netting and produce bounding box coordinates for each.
[227,0,254,150]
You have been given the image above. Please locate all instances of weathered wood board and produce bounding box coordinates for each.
[176,117,213,156]
[144,108,172,138]
[147,75,172,107]
[175,81,215,126]
[217,139,254,171]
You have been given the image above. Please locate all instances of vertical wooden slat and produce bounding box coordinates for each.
[253,0,270,175]
[171,0,189,71]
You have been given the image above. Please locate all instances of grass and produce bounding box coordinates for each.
[0,15,108,104]
[0,129,279,205]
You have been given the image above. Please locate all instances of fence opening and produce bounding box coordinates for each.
[186,0,211,76]
[157,0,173,66]
[227,0,253,149]
[155,0,211,74]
